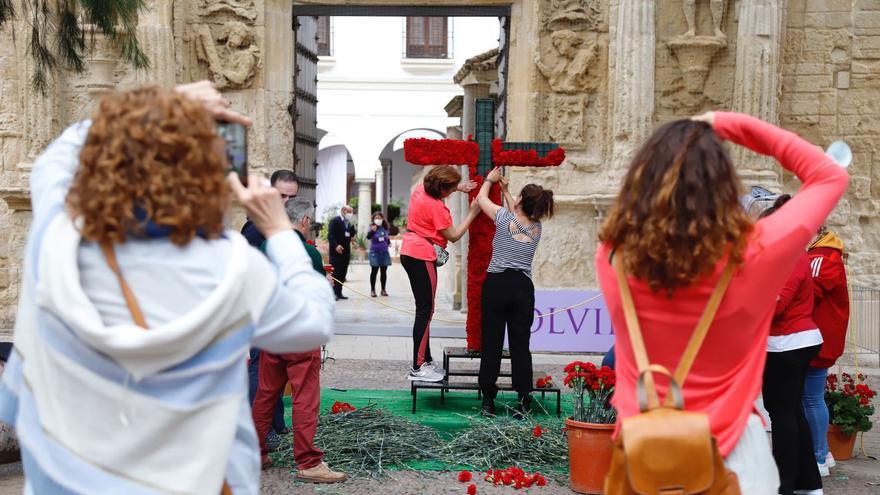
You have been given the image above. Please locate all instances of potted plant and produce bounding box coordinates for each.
[825,372,876,460]
[564,361,616,494]
[353,234,368,262]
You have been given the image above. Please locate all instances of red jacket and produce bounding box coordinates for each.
[808,232,849,367]
[771,252,818,336]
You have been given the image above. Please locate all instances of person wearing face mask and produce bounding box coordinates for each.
[328,205,356,300]
[367,212,392,297]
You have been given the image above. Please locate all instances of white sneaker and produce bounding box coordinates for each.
[427,360,445,374]
[817,461,829,477]
[825,452,836,468]
[793,490,823,495]
[408,363,444,382]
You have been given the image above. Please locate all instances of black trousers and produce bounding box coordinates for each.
[762,344,823,495]
[401,255,437,369]
[330,252,350,297]
[370,266,388,291]
[478,270,535,399]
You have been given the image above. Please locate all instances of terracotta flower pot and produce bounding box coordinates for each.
[827,424,857,461]
[566,418,615,494]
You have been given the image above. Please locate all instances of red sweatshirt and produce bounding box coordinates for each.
[596,112,849,456]
[771,252,818,336]
[808,233,850,368]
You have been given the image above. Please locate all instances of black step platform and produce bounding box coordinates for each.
[409,347,562,417]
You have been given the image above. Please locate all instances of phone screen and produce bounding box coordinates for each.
[218,122,248,186]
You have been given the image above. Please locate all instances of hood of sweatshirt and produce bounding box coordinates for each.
[810,231,845,252]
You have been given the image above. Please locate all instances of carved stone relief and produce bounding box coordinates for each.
[195,0,261,89]
[196,20,261,89]
[536,0,603,150]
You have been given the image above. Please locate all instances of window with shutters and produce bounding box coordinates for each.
[405,17,448,59]
[316,16,332,56]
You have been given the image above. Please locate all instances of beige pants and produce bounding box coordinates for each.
[725,414,780,494]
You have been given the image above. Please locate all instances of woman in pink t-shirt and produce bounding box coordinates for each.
[401,166,481,382]
[595,112,848,494]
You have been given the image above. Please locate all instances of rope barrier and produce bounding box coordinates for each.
[330,276,604,326]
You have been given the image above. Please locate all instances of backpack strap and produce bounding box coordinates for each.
[100,242,235,495]
[614,253,734,410]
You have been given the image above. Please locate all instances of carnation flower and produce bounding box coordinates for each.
[467,484,477,495]
[457,470,473,482]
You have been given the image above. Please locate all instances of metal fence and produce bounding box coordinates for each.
[843,285,880,365]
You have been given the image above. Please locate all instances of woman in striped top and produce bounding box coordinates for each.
[474,166,555,418]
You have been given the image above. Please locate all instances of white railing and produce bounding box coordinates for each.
[842,285,880,365]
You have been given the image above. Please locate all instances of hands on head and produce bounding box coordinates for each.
[691,111,715,126]
[457,180,478,193]
[486,166,503,184]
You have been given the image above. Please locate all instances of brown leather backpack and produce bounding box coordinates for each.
[604,255,741,495]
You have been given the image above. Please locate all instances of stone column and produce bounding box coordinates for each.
[608,0,655,176]
[356,178,374,236]
[731,0,784,190]
[134,0,177,87]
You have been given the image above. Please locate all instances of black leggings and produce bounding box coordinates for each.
[370,266,388,292]
[763,344,823,494]
[478,270,535,399]
[401,255,437,369]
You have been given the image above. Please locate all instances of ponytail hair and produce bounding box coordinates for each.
[519,184,555,221]
[758,194,792,219]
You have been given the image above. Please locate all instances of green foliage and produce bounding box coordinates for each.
[0,1,150,94]
[354,234,367,250]
[826,373,876,436]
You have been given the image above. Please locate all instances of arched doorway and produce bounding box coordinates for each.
[377,128,446,225]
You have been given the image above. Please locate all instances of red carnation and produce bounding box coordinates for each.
[467,484,477,495]
[533,425,543,438]
[458,470,473,482]
[536,474,547,486]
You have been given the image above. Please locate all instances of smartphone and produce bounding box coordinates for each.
[217,121,248,186]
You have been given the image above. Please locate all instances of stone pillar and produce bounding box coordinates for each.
[134,0,177,87]
[608,0,655,175]
[356,179,374,236]
[731,0,784,190]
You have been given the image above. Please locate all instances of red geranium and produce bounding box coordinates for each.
[826,373,876,435]
[457,470,473,482]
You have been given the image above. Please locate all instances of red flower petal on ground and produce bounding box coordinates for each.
[467,484,477,495]
[458,470,473,482]
[533,425,543,438]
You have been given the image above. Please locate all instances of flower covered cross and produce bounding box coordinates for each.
[404,98,565,351]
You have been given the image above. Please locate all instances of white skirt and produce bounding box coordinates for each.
[724,414,780,494]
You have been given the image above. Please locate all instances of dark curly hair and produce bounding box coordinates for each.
[67,87,229,246]
[599,119,753,293]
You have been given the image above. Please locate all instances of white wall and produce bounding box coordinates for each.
[316,16,500,183]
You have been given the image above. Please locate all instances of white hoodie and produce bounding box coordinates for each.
[0,122,335,494]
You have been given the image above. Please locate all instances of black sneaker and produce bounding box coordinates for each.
[480,396,496,417]
[336,295,349,301]
[511,394,532,420]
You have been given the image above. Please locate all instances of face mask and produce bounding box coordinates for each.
[374,219,383,226]
[344,213,353,222]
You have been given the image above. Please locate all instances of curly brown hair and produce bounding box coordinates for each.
[67,87,229,246]
[599,119,753,292]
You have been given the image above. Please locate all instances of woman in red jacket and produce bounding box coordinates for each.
[760,195,824,494]
[595,112,848,494]
[803,227,850,474]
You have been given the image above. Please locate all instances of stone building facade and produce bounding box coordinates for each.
[0,0,878,338]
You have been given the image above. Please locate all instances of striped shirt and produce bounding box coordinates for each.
[487,208,542,279]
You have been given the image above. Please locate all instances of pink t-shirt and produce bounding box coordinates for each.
[400,184,453,261]
[595,112,849,456]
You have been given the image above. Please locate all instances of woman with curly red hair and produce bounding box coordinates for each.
[0,82,336,493]
[596,112,848,494]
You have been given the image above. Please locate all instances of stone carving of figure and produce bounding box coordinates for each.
[535,30,598,94]
[684,0,725,38]
[202,0,257,21]
[549,95,587,145]
[197,21,260,89]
